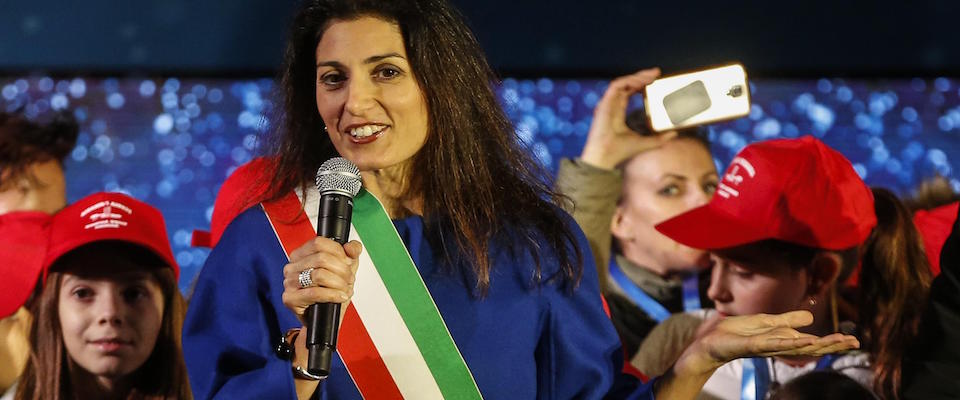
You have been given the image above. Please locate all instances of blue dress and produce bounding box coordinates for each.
[182,206,654,399]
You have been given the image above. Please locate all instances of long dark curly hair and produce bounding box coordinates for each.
[263,0,583,294]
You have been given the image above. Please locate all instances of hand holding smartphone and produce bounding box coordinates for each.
[644,63,751,132]
[579,68,668,169]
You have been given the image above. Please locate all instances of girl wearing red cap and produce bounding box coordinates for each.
[14,192,191,400]
[656,136,931,400]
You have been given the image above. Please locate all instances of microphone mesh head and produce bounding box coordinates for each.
[315,157,361,198]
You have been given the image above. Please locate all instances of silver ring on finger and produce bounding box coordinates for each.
[298,268,315,289]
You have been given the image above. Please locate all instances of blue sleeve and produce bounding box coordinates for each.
[182,210,299,399]
[619,378,656,400]
[535,212,655,400]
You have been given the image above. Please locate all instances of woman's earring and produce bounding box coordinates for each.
[807,297,817,307]
[323,125,328,133]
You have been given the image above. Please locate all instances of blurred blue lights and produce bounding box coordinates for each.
[2,75,959,290]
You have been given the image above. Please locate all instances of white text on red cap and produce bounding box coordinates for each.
[80,201,133,230]
[717,157,756,199]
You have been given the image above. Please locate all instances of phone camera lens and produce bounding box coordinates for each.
[726,85,744,98]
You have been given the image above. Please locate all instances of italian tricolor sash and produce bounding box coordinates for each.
[261,189,483,399]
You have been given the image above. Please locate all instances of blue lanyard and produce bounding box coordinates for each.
[682,271,702,311]
[608,258,702,323]
[741,354,838,400]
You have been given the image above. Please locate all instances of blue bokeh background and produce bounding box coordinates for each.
[3,75,958,290]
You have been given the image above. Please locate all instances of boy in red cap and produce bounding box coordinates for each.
[0,110,78,396]
[14,192,191,399]
[654,136,931,400]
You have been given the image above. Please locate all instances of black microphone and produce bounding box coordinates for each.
[306,157,361,377]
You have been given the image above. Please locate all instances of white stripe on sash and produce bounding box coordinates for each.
[299,188,445,399]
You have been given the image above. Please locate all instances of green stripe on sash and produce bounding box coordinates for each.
[352,189,483,399]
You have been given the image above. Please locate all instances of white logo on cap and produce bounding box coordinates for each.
[80,200,133,230]
[717,157,756,199]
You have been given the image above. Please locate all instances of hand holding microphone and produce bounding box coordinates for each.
[280,157,362,379]
[280,238,360,326]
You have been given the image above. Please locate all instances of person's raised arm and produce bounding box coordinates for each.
[556,68,678,283]
[580,68,676,170]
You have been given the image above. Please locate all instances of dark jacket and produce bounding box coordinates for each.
[903,204,960,399]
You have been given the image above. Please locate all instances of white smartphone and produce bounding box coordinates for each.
[643,63,751,132]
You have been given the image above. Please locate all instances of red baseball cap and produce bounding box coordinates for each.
[656,136,876,251]
[44,192,178,280]
[0,211,51,318]
[191,157,273,248]
[913,201,959,277]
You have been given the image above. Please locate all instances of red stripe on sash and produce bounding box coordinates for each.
[263,193,315,254]
[262,193,403,399]
[339,306,404,399]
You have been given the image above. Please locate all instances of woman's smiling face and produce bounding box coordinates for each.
[314,16,429,173]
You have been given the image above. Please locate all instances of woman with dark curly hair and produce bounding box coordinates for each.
[181,1,857,399]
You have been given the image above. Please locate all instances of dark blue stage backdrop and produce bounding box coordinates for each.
[2,76,958,291]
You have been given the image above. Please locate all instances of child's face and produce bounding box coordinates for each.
[706,253,809,317]
[58,260,164,383]
[706,243,814,318]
